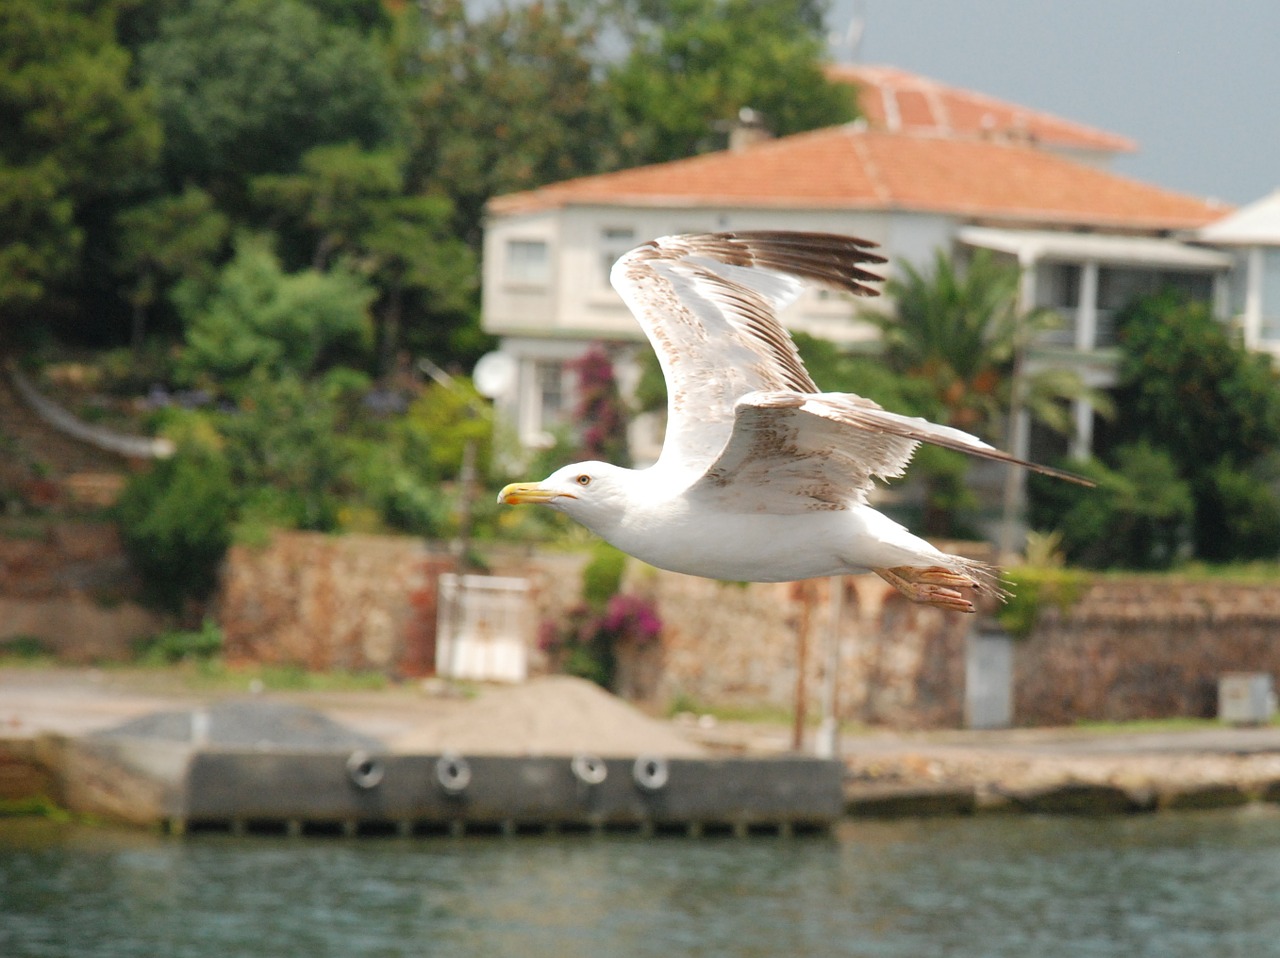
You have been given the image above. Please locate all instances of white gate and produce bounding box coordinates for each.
[435,574,531,682]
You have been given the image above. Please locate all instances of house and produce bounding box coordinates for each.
[825,63,1137,169]
[1200,188,1280,356]
[481,67,1234,471]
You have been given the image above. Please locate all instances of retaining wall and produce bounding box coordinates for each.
[8,526,1280,728]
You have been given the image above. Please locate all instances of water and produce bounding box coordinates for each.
[4,809,1280,958]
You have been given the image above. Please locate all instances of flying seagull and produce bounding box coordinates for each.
[498,231,1087,613]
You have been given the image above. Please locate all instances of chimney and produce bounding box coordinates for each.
[728,107,772,152]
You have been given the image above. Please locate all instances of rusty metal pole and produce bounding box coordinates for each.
[791,581,813,752]
[815,576,844,759]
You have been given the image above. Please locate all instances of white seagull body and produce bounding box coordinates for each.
[498,232,1087,612]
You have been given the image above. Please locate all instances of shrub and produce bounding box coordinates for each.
[1027,442,1193,569]
[115,445,236,610]
[134,618,224,664]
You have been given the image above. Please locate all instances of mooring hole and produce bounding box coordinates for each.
[412,821,454,838]
[510,821,551,837]
[298,820,345,838]
[463,821,505,837]
[699,822,736,838]
[354,820,401,838]
[791,822,829,837]
[184,819,232,835]
[602,821,645,835]
[652,821,689,837]
[242,819,290,836]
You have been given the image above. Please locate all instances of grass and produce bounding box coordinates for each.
[101,659,392,695]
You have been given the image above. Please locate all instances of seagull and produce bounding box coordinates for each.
[498,231,1087,613]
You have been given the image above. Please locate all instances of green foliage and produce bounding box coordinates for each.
[0,0,160,322]
[399,380,493,481]
[395,0,621,247]
[252,142,478,368]
[1027,443,1193,569]
[996,566,1090,639]
[1032,292,1280,566]
[582,542,628,608]
[0,635,53,662]
[134,618,224,664]
[1197,456,1280,562]
[1114,292,1280,475]
[175,234,374,384]
[115,445,236,611]
[539,545,661,691]
[872,249,1107,537]
[604,0,856,164]
[140,0,405,187]
[115,185,230,347]
[1109,291,1280,561]
[214,371,366,532]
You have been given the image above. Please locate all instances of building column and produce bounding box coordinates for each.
[1076,259,1099,350]
[999,252,1038,559]
[1244,246,1264,349]
[1070,399,1093,459]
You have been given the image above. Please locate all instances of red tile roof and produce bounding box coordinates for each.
[489,126,1225,230]
[826,64,1138,155]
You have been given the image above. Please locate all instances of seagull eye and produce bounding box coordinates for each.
[575,474,592,486]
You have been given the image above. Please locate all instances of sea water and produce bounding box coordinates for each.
[3,808,1280,958]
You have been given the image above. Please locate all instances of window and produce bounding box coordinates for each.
[599,227,636,285]
[1035,262,1081,346]
[506,239,549,286]
[535,360,567,426]
[1037,263,1081,309]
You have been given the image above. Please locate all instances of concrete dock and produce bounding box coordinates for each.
[3,667,1280,825]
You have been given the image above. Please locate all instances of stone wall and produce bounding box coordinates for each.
[215,532,965,725]
[621,570,971,728]
[1013,579,1280,725]
[0,522,167,661]
[216,533,592,677]
[52,528,1279,729]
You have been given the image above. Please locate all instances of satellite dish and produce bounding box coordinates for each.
[473,351,517,399]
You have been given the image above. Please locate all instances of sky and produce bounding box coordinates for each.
[828,0,1280,207]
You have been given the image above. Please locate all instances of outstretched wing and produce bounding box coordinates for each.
[685,391,1093,514]
[610,231,885,481]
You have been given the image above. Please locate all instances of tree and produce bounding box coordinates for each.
[1027,442,1193,569]
[115,186,229,353]
[140,0,405,191]
[175,234,374,385]
[395,0,622,247]
[116,441,236,611]
[1111,291,1280,560]
[603,0,856,164]
[251,143,477,370]
[872,249,1106,536]
[0,0,160,331]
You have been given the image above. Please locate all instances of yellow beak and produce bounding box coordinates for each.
[497,482,570,505]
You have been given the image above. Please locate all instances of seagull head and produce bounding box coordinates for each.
[497,461,635,531]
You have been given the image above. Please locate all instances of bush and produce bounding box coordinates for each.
[115,446,236,610]
[1027,442,1193,569]
[1196,457,1280,562]
[134,618,224,664]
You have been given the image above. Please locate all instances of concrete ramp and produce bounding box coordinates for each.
[50,696,843,836]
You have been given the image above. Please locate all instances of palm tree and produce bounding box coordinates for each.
[870,248,1107,537]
